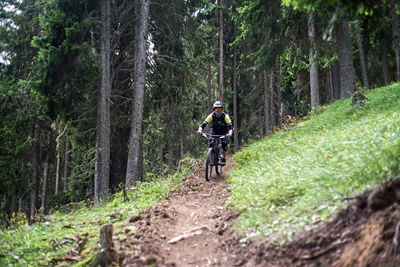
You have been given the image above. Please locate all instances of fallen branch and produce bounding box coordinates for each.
[188,257,212,265]
[50,233,89,264]
[168,226,209,244]
[65,236,78,242]
[51,238,72,249]
[72,233,88,255]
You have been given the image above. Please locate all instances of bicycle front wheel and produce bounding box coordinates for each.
[215,146,223,176]
[205,148,213,181]
[216,160,223,175]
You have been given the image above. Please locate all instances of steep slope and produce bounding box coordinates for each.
[108,158,400,267]
[79,84,400,266]
[233,178,400,266]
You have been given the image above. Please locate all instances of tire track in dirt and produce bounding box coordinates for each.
[117,155,242,266]
[113,157,400,267]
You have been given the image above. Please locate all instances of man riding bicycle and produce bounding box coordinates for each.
[197,101,233,165]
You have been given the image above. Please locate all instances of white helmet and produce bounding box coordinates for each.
[213,101,223,109]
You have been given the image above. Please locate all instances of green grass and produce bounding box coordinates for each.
[229,83,400,244]
[0,158,197,266]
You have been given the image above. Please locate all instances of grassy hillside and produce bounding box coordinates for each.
[0,159,197,266]
[229,83,400,244]
[2,84,400,265]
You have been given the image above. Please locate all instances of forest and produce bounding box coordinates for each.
[0,0,400,226]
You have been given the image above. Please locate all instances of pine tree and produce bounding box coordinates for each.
[126,0,149,186]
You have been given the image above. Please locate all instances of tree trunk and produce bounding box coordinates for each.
[275,60,282,128]
[168,126,174,172]
[335,21,358,99]
[10,193,17,218]
[390,0,400,81]
[159,136,164,174]
[233,44,239,152]
[269,68,276,128]
[326,69,333,103]
[55,123,68,195]
[126,0,149,186]
[357,31,369,89]
[180,135,185,159]
[138,139,143,181]
[109,126,129,192]
[91,224,116,266]
[218,0,224,102]
[18,198,23,213]
[41,131,51,215]
[308,12,320,108]
[95,0,111,203]
[63,131,70,191]
[331,60,341,100]
[263,70,271,135]
[381,38,390,86]
[30,118,40,221]
[18,160,25,213]
[207,44,212,113]
[55,152,61,195]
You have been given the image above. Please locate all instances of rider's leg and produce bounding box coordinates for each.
[221,137,228,159]
[221,138,227,165]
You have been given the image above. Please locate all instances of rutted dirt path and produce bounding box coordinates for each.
[117,155,242,266]
[111,156,400,267]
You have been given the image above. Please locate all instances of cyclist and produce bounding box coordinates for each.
[197,101,233,165]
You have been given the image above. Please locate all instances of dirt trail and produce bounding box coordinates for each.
[113,156,400,267]
[118,156,241,266]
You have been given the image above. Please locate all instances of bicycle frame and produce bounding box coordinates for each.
[201,133,225,181]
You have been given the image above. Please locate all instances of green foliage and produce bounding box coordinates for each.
[280,52,310,116]
[282,0,381,16]
[1,0,399,255]
[236,0,285,70]
[229,83,400,243]
[26,0,98,119]
[0,159,197,266]
[0,77,35,209]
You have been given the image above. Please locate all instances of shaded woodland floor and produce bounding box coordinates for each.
[92,156,400,266]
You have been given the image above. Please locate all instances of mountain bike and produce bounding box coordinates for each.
[200,133,226,181]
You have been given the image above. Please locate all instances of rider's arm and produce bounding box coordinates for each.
[225,114,233,136]
[198,114,213,133]
[227,126,233,136]
[227,125,233,136]
[224,114,232,124]
[197,124,205,133]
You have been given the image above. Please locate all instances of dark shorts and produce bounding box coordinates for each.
[209,130,228,151]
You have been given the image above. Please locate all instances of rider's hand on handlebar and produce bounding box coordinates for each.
[197,130,203,135]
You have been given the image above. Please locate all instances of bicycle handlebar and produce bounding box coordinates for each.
[201,133,226,138]
[198,133,232,140]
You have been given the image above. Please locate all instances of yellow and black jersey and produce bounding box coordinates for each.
[201,111,232,134]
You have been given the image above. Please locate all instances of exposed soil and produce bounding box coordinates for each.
[112,156,400,266]
[117,155,240,266]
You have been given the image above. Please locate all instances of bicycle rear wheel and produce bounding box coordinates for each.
[205,148,213,181]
